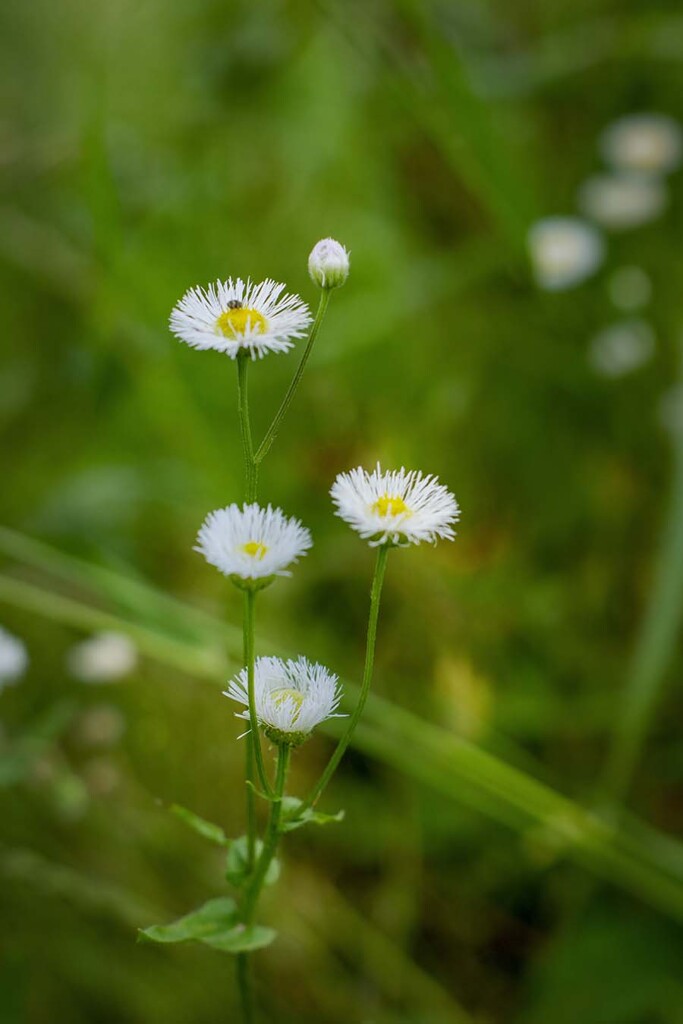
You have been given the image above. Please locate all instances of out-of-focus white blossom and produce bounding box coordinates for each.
[588,320,655,378]
[578,173,667,230]
[0,627,28,691]
[68,632,138,684]
[528,217,604,291]
[600,114,683,176]
[659,385,683,438]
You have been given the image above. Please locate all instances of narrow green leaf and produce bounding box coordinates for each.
[138,897,236,944]
[279,797,345,833]
[170,805,230,847]
[202,923,276,954]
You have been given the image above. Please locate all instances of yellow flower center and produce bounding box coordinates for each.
[242,541,268,560]
[372,495,411,517]
[272,688,304,722]
[216,307,267,338]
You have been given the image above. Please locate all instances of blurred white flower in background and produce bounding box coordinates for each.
[528,217,604,291]
[600,113,683,176]
[67,631,138,684]
[0,627,28,691]
[578,173,667,230]
[608,266,652,312]
[588,320,656,378]
[75,705,126,747]
[659,385,683,437]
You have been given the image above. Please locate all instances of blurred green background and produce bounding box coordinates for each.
[2,0,683,1021]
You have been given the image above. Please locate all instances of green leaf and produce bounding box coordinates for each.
[138,897,237,944]
[225,836,280,888]
[202,923,277,954]
[170,804,230,847]
[279,797,345,833]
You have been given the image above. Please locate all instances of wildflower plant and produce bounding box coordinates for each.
[139,240,459,1022]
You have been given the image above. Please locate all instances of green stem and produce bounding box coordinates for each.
[236,353,258,502]
[304,544,390,809]
[254,291,331,465]
[243,588,273,798]
[242,744,290,925]
[236,953,255,1024]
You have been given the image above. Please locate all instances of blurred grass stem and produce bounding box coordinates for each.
[305,544,389,809]
[600,337,683,810]
[254,291,330,465]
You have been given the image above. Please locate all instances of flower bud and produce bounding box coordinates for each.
[308,238,349,290]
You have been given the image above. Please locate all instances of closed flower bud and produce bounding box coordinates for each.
[308,238,350,290]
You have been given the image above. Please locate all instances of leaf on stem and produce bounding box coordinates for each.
[203,923,277,954]
[170,804,230,846]
[138,896,276,954]
[225,835,280,888]
[138,897,237,944]
[279,796,345,833]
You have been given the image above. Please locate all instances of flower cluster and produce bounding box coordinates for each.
[155,239,461,1011]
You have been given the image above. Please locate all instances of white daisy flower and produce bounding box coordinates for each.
[331,464,460,547]
[308,238,350,290]
[195,503,312,584]
[528,217,604,291]
[0,627,28,691]
[578,173,667,231]
[170,278,312,360]
[67,631,138,684]
[600,114,683,176]
[225,655,343,746]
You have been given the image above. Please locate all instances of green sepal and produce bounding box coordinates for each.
[229,574,274,593]
[138,896,276,955]
[170,804,230,846]
[225,836,280,889]
[138,897,237,944]
[279,796,345,833]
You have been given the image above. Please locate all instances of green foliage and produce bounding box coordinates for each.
[2,0,683,1019]
[279,797,345,833]
[139,897,276,955]
[170,805,230,847]
[225,837,280,889]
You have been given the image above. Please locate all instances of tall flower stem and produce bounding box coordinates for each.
[236,955,255,1024]
[242,743,290,925]
[304,544,390,809]
[237,352,258,502]
[243,588,273,801]
[236,352,260,870]
[254,291,330,465]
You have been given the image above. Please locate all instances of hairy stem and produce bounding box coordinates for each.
[242,744,290,925]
